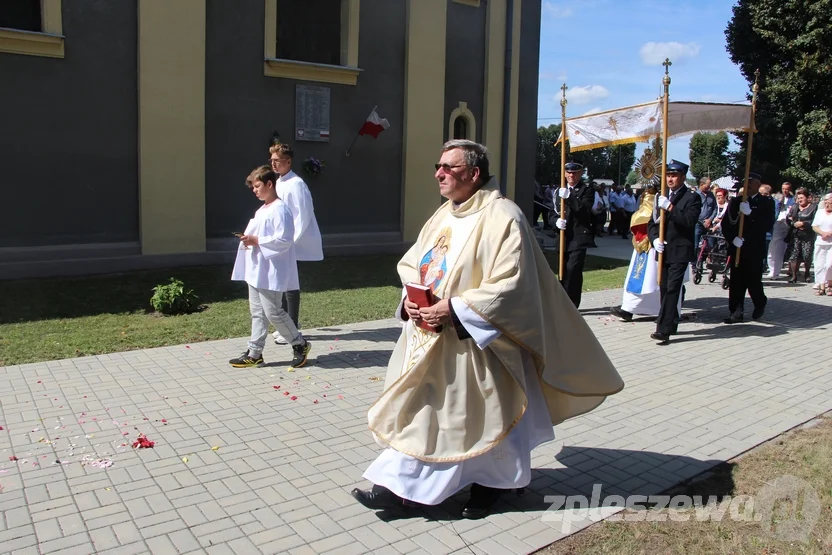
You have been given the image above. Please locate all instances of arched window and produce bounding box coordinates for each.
[453,116,469,140]
[448,101,477,141]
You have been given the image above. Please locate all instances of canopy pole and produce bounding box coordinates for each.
[559,83,568,280]
[657,58,671,285]
[735,69,761,268]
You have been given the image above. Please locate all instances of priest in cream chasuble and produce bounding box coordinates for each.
[351,140,624,519]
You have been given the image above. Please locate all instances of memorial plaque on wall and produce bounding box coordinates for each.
[295,85,331,142]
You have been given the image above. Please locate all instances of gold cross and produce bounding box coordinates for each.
[561,83,568,97]
[663,58,672,75]
[608,116,619,135]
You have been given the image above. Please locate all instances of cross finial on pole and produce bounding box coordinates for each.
[560,83,568,108]
[663,58,672,74]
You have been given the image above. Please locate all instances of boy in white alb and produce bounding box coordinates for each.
[268,143,324,345]
[229,166,312,369]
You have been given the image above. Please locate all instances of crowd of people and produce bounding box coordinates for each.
[226,139,828,519]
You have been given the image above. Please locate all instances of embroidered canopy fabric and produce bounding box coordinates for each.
[557,101,754,152]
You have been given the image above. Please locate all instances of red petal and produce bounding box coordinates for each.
[273,385,281,390]
[313,400,319,404]
[291,396,298,400]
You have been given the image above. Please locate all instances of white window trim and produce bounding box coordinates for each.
[449,101,477,141]
[0,0,64,58]
[263,0,361,86]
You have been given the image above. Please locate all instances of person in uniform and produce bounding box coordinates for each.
[647,160,701,345]
[551,161,596,308]
[351,140,623,519]
[720,172,775,323]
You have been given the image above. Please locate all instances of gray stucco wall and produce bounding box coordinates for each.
[205,0,406,238]
[444,1,486,143]
[514,0,542,222]
[0,1,139,248]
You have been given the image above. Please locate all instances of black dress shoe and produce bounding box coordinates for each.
[650,332,670,345]
[723,313,744,324]
[351,485,409,511]
[461,484,503,519]
[610,306,633,322]
[752,301,767,320]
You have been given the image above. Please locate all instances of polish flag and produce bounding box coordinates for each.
[358,108,390,138]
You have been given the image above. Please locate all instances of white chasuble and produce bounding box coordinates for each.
[364,179,623,503]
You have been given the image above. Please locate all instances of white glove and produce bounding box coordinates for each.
[555,218,567,230]
[653,239,665,253]
[739,201,751,215]
[732,236,744,248]
[558,187,571,199]
[657,195,671,210]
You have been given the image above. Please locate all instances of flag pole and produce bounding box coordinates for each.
[345,105,377,156]
[734,69,760,268]
[657,58,672,285]
[558,84,568,280]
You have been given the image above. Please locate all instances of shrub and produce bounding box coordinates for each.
[150,278,200,315]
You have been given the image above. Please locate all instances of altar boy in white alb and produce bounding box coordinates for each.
[229,165,312,369]
[351,140,623,519]
[268,143,324,345]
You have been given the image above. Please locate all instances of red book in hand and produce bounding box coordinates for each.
[405,282,443,333]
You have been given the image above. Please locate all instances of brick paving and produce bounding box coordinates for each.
[1,277,831,554]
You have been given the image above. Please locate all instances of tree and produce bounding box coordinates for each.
[689,131,730,181]
[625,170,638,186]
[535,124,561,185]
[725,0,832,192]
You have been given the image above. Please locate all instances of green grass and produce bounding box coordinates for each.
[0,254,627,366]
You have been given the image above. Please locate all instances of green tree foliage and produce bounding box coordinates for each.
[725,0,832,192]
[536,125,636,185]
[689,131,730,180]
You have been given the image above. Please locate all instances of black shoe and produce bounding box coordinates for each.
[229,350,264,368]
[723,313,744,324]
[610,306,633,322]
[351,485,409,511]
[752,301,767,320]
[290,340,311,368]
[461,484,504,519]
[650,332,670,345]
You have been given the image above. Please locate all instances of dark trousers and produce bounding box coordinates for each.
[533,204,551,229]
[728,251,766,316]
[656,261,687,335]
[561,248,588,308]
[281,290,301,327]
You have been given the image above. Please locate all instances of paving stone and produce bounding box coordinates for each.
[0,282,829,553]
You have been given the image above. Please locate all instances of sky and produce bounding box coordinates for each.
[537,0,751,181]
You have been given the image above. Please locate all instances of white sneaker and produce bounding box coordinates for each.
[273,332,288,345]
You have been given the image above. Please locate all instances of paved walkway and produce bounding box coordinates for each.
[1,278,831,555]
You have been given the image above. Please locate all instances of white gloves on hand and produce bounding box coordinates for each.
[657,195,671,210]
[739,201,751,215]
[732,236,744,248]
[653,239,665,253]
[556,218,567,230]
[558,187,571,199]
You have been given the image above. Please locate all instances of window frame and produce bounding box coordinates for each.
[263,0,361,86]
[452,0,481,7]
[448,101,477,141]
[0,0,64,59]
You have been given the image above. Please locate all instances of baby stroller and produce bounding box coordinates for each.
[693,230,731,289]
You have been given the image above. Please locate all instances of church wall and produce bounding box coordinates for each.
[444,1,487,143]
[0,1,139,249]
[204,0,406,241]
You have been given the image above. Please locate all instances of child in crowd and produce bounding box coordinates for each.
[229,165,311,368]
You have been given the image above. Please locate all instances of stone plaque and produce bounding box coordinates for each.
[295,85,331,142]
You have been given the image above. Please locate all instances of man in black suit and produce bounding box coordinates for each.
[647,160,701,345]
[552,161,596,308]
[720,172,775,323]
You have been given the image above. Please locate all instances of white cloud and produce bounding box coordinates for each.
[543,2,573,18]
[563,85,609,105]
[639,42,701,65]
[581,107,603,116]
